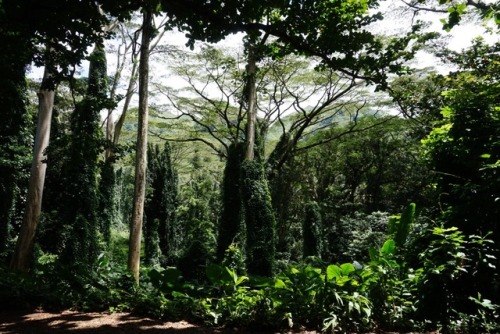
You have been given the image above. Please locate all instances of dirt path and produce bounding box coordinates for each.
[0,309,320,334]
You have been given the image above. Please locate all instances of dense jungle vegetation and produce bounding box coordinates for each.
[1,0,499,332]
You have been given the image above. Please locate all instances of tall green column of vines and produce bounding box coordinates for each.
[217,142,245,262]
[240,159,276,277]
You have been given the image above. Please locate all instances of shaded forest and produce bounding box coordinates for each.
[1,0,499,332]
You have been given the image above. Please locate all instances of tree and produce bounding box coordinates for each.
[59,43,109,265]
[420,39,500,316]
[145,142,178,264]
[268,116,432,262]
[240,159,276,276]
[402,0,500,31]
[303,201,322,258]
[147,0,435,277]
[128,5,158,282]
[36,82,83,255]
[157,46,394,263]
[105,21,140,161]
[10,62,56,271]
[165,0,422,84]
[216,142,245,262]
[98,160,116,246]
[389,70,448,133]
[7,0,112,271]
[176,152,220,281]
[422,39,500,242]
[106,15,171,160]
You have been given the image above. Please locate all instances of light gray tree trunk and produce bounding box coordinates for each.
[128,8,152,282]
[244,44,258,161]
[10,66,55,271]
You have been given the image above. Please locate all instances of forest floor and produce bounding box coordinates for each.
[0,308,320,334]
[0,308,439,334]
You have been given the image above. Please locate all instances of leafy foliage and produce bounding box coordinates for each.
[421,40,500,307]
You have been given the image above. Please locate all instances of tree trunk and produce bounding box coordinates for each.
[10,67,55,272]
[113,59,138,148]
[105,109,115,161]
[244,44,257,161]
[128,8,152,282]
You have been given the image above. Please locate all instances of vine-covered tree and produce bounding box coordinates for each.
[144,142,178,265]
[59,43,109,265]
[240,159,276,277]
[216,142,245,262]
[303,201,322,259]
[7,0,113,271]
[176,152,220,281]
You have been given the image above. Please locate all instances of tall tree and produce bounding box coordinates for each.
[128,6,154,282]
[60,43,109,265]
[7,0,111,271]
[10,61,56,271]
[216,142,245,262]
[240,33,277,276]
[145,142,178,264]
[243,35,261,161]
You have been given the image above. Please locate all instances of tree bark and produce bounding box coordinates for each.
[244,43,257,161]
[128,8,152,282]
[10,66,55,272]
[113,59,138,147]
[106,23,138,160]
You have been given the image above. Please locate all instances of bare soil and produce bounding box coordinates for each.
[0,308,320,334]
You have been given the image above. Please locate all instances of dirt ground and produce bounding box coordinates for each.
[0,309,320,334]
[0,308,440,334]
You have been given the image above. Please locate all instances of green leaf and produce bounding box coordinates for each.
[340,263,355,276]
[381,240,396,256]
[456,2,467,14]
[274,278,288,289]
[327,265,342,281]
[235,275,248,286]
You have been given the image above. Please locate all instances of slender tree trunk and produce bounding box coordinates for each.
[10,67,55,271]
[113,59,138,147]
[105,110,115,160]
[128,8,153,282]
[244,44,257,161]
